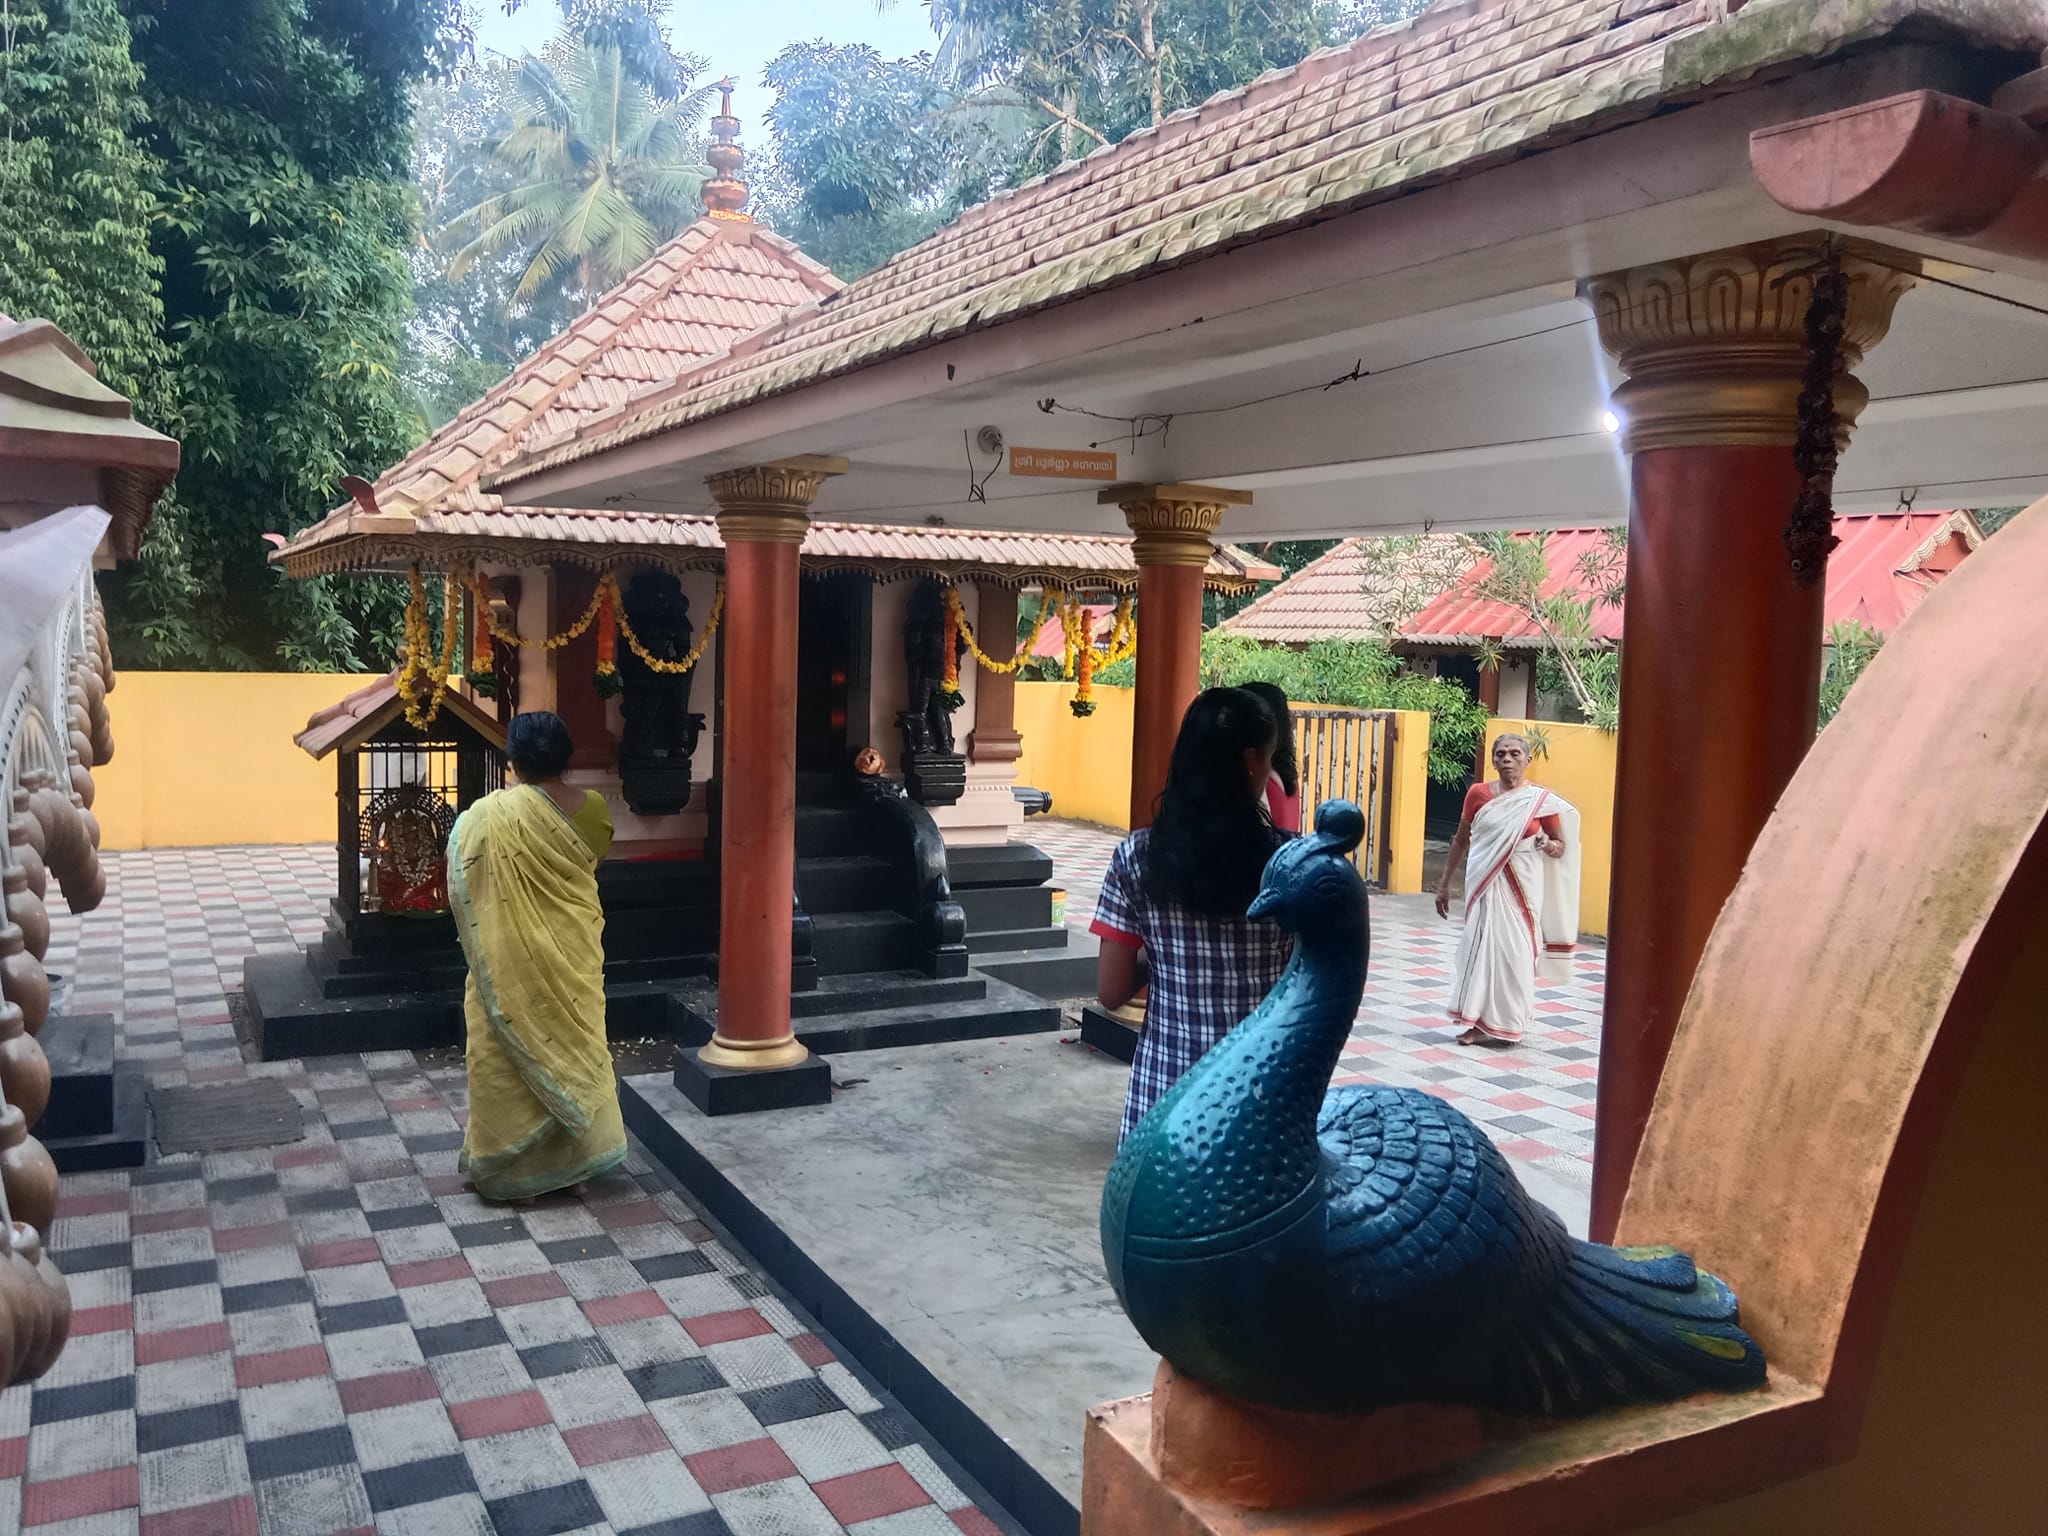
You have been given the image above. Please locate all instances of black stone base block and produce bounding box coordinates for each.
[1078,1004,1140,1063]
[40,1013,116,1140]
[672,1046,833,1116]
[901,750,967,807]
[43,1064,147,1173]
[669,970,1061,1057]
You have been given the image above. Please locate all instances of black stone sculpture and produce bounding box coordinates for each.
[618,571,706,815]
[896,581,966,806]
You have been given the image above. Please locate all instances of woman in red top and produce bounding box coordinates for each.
[1433,733,1580,1046]
[1241,681,1301,834]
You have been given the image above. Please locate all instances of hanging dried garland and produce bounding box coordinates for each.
[468,571,496,698]
[1786,242,1847,585]
[947,585,1061,675]
[398,564,463,729]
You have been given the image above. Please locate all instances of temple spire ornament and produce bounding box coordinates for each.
[703,78,751,222]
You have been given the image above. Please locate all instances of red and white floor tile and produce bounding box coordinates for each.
[20,846,1007,1536]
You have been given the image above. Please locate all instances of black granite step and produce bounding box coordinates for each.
[965,925,1069,955]
[946,842,1054,889]
[810,910,917,976]
[796,854,895,916]
[955,884,1053,933]
[670,974,1059,1058]
[1078,1004,1140,1063]
[795,803,872,859]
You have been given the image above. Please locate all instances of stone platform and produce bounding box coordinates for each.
[622,1028,1596,1536]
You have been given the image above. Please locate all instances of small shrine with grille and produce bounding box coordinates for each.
[293,673,506,922]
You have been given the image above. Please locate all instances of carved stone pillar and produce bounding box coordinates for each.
[1103,484,1251,829]
[1580,237,1916,1237]
[695,458,845,1106]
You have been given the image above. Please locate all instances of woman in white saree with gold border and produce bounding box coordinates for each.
[1434,733,1580,1046]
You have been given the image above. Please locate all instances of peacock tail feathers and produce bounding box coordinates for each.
[1484,1240,1768,1417]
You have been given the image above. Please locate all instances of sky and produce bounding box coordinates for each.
[471,1,941,100]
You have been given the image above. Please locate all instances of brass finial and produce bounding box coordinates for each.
[704,75,750,222]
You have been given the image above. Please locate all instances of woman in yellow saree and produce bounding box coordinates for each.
[449,711,625,1202]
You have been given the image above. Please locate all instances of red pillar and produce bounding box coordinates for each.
[1128,563,1205,829]
[1581,241,1916,1237]
[1592,447,1820,1233]
[699,460,842,1072]
[1106,483,1251,831]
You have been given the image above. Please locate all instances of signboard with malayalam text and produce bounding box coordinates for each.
[1007,446,1118,481]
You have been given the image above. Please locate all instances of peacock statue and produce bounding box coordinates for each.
[1100,800,1766,1418]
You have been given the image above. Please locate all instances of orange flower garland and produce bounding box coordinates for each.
[594,584,621,698]
[939,592,964,709]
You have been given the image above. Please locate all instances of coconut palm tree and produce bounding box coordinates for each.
[449,38,714,302]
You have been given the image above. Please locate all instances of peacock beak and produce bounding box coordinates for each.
[1246,889,1278,921]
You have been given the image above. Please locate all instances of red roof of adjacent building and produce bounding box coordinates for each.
[1236,514,1985,650]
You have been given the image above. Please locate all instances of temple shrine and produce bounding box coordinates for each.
[259,96,1273,1101]
[449,3,2048,1532]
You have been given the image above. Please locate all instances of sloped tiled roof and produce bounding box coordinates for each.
[276,217,842,567]
[293,670,507,759]
[1397,512,1981,648]
[279,500,1280,594]
[1219,535,1475,641]
[495,0,2048,485]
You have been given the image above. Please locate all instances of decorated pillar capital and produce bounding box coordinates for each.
[1100,482,1253,568]
[705,456,848,544]
[1579,236,1918,454]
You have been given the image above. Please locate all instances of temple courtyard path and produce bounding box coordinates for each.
[8,824,1601,1534]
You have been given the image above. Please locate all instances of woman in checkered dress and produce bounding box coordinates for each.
[1092,688,1295,1144]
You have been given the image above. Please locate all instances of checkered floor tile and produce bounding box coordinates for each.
[1018,819,1606,1185]
[22,846,1010,1536]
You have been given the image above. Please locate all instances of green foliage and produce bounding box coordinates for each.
[1196,633,1487,786]
[1975,506,2026,538]
[1203,539,1335,627]
[753,42,963,279]
[1467,529,1625,732]
[1817,619,1882,731]
[95,0,457,671]
[446,34,713,301]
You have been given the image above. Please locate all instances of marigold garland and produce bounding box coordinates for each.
[946,585,1059,675]
[938,596,964,710]
[594,586,622,698]
[1058,594,1136,718]
[397,564,463,729]
[609,573,724,675]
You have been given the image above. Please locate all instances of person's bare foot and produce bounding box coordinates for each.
[1455,1025,1513,1048]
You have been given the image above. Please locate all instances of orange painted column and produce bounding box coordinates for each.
[1581,241,1916,1238]
[1474,660,1501,777]
[1105,483,1252,830]
[700,460,843,1071]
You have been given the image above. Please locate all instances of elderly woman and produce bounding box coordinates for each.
[448,711,624,1201]
[1433,732,1580,1047]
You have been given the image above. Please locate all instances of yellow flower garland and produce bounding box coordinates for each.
[397,564,463,729]
[946,585,1061,675]
[1057,594,1136,718]
[609,573,724,674]
[469,569,724,676]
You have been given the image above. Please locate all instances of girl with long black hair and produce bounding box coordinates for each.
[1240,680,1302,833]
[1091,687,1294,1142]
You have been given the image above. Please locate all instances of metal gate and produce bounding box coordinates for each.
[1290,707,1399,888]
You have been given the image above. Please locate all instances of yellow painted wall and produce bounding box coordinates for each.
[1013,681,1136,832]
[1012,684,1431,895]
[1481,717,1616,936]
[93,672,378,849]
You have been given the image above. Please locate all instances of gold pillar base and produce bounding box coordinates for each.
[699,1033,812,1071]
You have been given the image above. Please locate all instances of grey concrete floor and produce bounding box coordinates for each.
[626,1022,1592,1514]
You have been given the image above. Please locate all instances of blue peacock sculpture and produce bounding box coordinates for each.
[1100,801,1766,1417]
